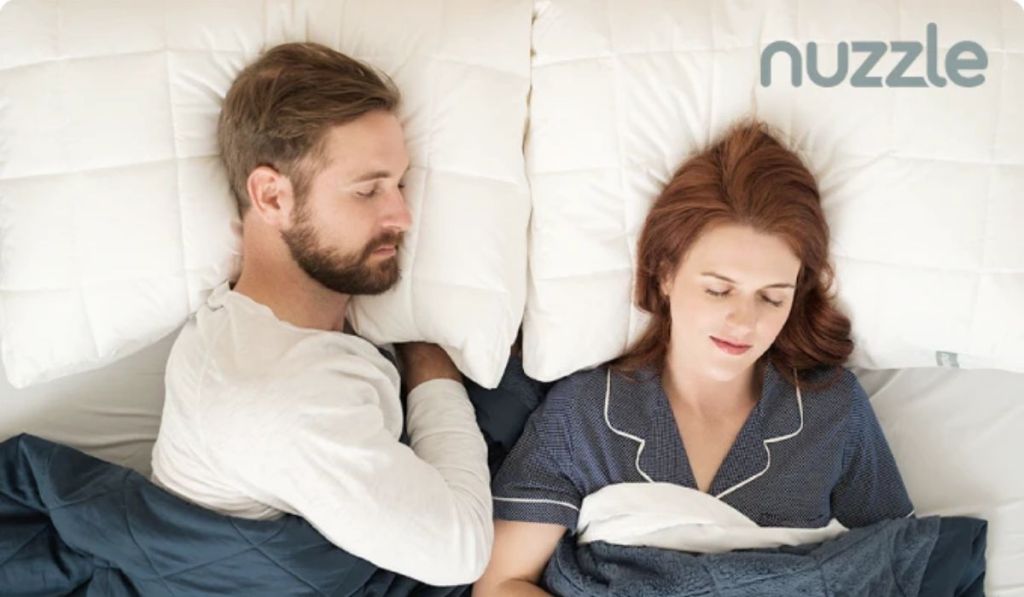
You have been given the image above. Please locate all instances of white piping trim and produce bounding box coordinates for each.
[715,368,805,500]
[494,496,580,512]
[603,370,655,483]
[905,509,916,518]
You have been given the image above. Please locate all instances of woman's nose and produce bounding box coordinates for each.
[725,300,756,335]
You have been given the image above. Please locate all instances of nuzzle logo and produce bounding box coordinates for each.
[761,23,988,88]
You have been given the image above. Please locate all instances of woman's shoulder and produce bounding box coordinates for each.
[538,364,662,432]
[542,365,613,413]
[509,367,611,454]
[790,364,870,420]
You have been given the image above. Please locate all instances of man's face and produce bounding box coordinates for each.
[282,111,411,296]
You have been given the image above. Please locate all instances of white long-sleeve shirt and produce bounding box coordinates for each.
[151,283,492,586]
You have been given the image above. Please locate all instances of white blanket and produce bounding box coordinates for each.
[577,482,847,554]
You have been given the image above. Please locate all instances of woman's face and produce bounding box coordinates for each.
[661,223,801,381]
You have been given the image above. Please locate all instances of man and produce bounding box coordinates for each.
[150,42,491,586]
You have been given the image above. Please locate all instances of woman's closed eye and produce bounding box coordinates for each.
[704,288,784,308]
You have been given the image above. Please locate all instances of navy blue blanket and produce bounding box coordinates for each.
[543,516,986,596]
[0,434,466,596]
[0,432,986,596]
[0,355,988,596]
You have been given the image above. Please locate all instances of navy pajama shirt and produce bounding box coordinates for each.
[491,363,913,531]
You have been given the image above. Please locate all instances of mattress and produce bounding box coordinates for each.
[0,331,174,475]
[2,350,1022,594]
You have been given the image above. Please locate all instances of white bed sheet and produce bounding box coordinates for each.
[0,331,174,476]
[854,365,1024,596]
[1,348,1020,593]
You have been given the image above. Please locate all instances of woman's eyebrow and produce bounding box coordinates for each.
[700,271,795,289]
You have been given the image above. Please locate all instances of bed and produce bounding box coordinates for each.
[2,0,1022,594]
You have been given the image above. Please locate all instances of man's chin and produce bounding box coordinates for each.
[356,264,401,296]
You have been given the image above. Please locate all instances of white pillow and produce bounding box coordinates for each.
[523,0,1024,381]
[0,0,531,388]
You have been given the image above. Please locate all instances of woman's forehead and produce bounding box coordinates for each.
[681,224,801,283]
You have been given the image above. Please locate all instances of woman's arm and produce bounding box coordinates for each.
[831,373,914,526]
[473,520,567,596]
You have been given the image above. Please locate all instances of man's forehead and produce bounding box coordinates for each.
[320,147,410,184]
[317,114,408,180]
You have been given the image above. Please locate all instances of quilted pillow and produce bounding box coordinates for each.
[523,0,1024,381]
[0,0,531,388]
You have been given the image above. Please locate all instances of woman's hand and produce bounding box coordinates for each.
[473,520,566,596]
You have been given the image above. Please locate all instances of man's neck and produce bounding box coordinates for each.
[232,243,350,333]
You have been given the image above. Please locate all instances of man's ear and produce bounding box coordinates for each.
[246,166,296,229]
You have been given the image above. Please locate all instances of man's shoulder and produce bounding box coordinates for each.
[167,305,400,420]
[185,296,394,378]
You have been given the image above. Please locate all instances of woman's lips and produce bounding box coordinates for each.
[710,336,751,355]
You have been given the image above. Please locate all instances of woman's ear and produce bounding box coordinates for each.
[658,261,675,298]
[793,266,810,299]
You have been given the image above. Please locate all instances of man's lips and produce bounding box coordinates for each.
[711,336,751,355]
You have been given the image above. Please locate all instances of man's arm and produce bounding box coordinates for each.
[212,348,492,586]
[396,341,463,390]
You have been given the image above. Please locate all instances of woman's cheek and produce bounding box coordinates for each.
[767,306,792,338]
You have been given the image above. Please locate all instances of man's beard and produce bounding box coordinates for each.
[281,207,402,296]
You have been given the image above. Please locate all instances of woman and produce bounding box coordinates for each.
[473,121,913,595]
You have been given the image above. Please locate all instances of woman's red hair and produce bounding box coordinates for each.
[613,120,853,387]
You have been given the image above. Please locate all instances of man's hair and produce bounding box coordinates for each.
[218,42,400,215]
[613,120,853,388]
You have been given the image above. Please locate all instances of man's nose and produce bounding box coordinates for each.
[382,186,412,232]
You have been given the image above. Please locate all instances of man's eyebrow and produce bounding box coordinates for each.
[351,170,394,183]
[700,271,795,289]
[350,165,411,184]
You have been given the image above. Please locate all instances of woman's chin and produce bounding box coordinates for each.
[701,352,763,381]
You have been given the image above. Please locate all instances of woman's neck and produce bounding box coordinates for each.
[661,351,763,416]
